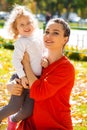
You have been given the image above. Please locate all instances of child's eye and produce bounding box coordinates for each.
[28,21,32,25]
[27,22,31,25]
[20,24,24,27]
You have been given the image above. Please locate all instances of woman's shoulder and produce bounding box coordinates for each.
[62,56,75,72]
[52,56,75,73]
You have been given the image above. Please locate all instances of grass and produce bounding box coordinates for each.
[71,60,87,129]
[0,47,13,83]
[74,126,87,130]
[0,48,87,129]
[69,22,87,30]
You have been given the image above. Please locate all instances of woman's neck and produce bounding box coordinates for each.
[48,50,64,64]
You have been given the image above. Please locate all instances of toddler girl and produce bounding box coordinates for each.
[0,4,48,130]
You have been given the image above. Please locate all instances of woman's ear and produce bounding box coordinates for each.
[64,36,69,44]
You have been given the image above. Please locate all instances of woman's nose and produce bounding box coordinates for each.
[46,33,52,38]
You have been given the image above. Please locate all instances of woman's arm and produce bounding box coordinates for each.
[22,52,38,88]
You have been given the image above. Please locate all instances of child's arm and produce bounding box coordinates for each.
[12,40,26,79]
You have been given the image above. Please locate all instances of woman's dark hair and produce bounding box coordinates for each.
[47,18,70,37]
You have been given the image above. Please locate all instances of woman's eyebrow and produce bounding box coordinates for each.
[46,28,60,32]
[53,29,60,32]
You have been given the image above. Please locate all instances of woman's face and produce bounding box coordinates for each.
[43,22,68,50]
[16,15,34,37]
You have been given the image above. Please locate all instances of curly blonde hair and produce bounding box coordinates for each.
[5,4,38,39]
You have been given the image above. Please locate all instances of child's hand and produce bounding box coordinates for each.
[20,76,29,89]
[41,57,49,68]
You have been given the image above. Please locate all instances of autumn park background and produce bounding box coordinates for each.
[0,0,87,129]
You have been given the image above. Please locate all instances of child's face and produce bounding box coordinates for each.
[16,15,34,37]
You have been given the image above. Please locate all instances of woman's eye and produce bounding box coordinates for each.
[53,32,59,35]
[45,31,49,34]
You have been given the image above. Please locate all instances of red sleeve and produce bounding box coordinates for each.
[30,61,75,101]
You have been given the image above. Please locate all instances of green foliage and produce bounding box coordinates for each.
[0,124,8,130]
[34,0,87,18]
[0,37,14,50]
[65,51,80,60]
[2,43,14,50]
[1,0,87,18]
[65,45,87,61]
[0,48,13,83]
[0,20,5,28]
[74,126,87,130]
[0,36,87,61]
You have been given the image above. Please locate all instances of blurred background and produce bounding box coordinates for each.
[0,1,87,130]
[0,0,87,48]
[0,0,87,26]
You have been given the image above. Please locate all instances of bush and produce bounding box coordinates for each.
[65,45,87,61]
[0,36,87,61]
[0,37,14,50]
[2,43,14,50]
[0,20,5,28]
[65,51,80,60]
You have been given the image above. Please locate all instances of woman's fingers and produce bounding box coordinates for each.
[15,78,21,84]
[22,52,30,65]
[12,83,23,96]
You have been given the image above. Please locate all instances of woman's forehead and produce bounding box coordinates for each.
[46,22,63,30]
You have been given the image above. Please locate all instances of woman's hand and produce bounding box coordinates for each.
[22,52,30,66]
[20,76,29,89]
[7,79,23,96]
[41,57,49,68]
[22,52,37,87]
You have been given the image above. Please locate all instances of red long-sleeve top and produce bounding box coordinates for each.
[17,56,75,130]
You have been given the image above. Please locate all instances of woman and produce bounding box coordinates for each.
[8,18,75,130]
